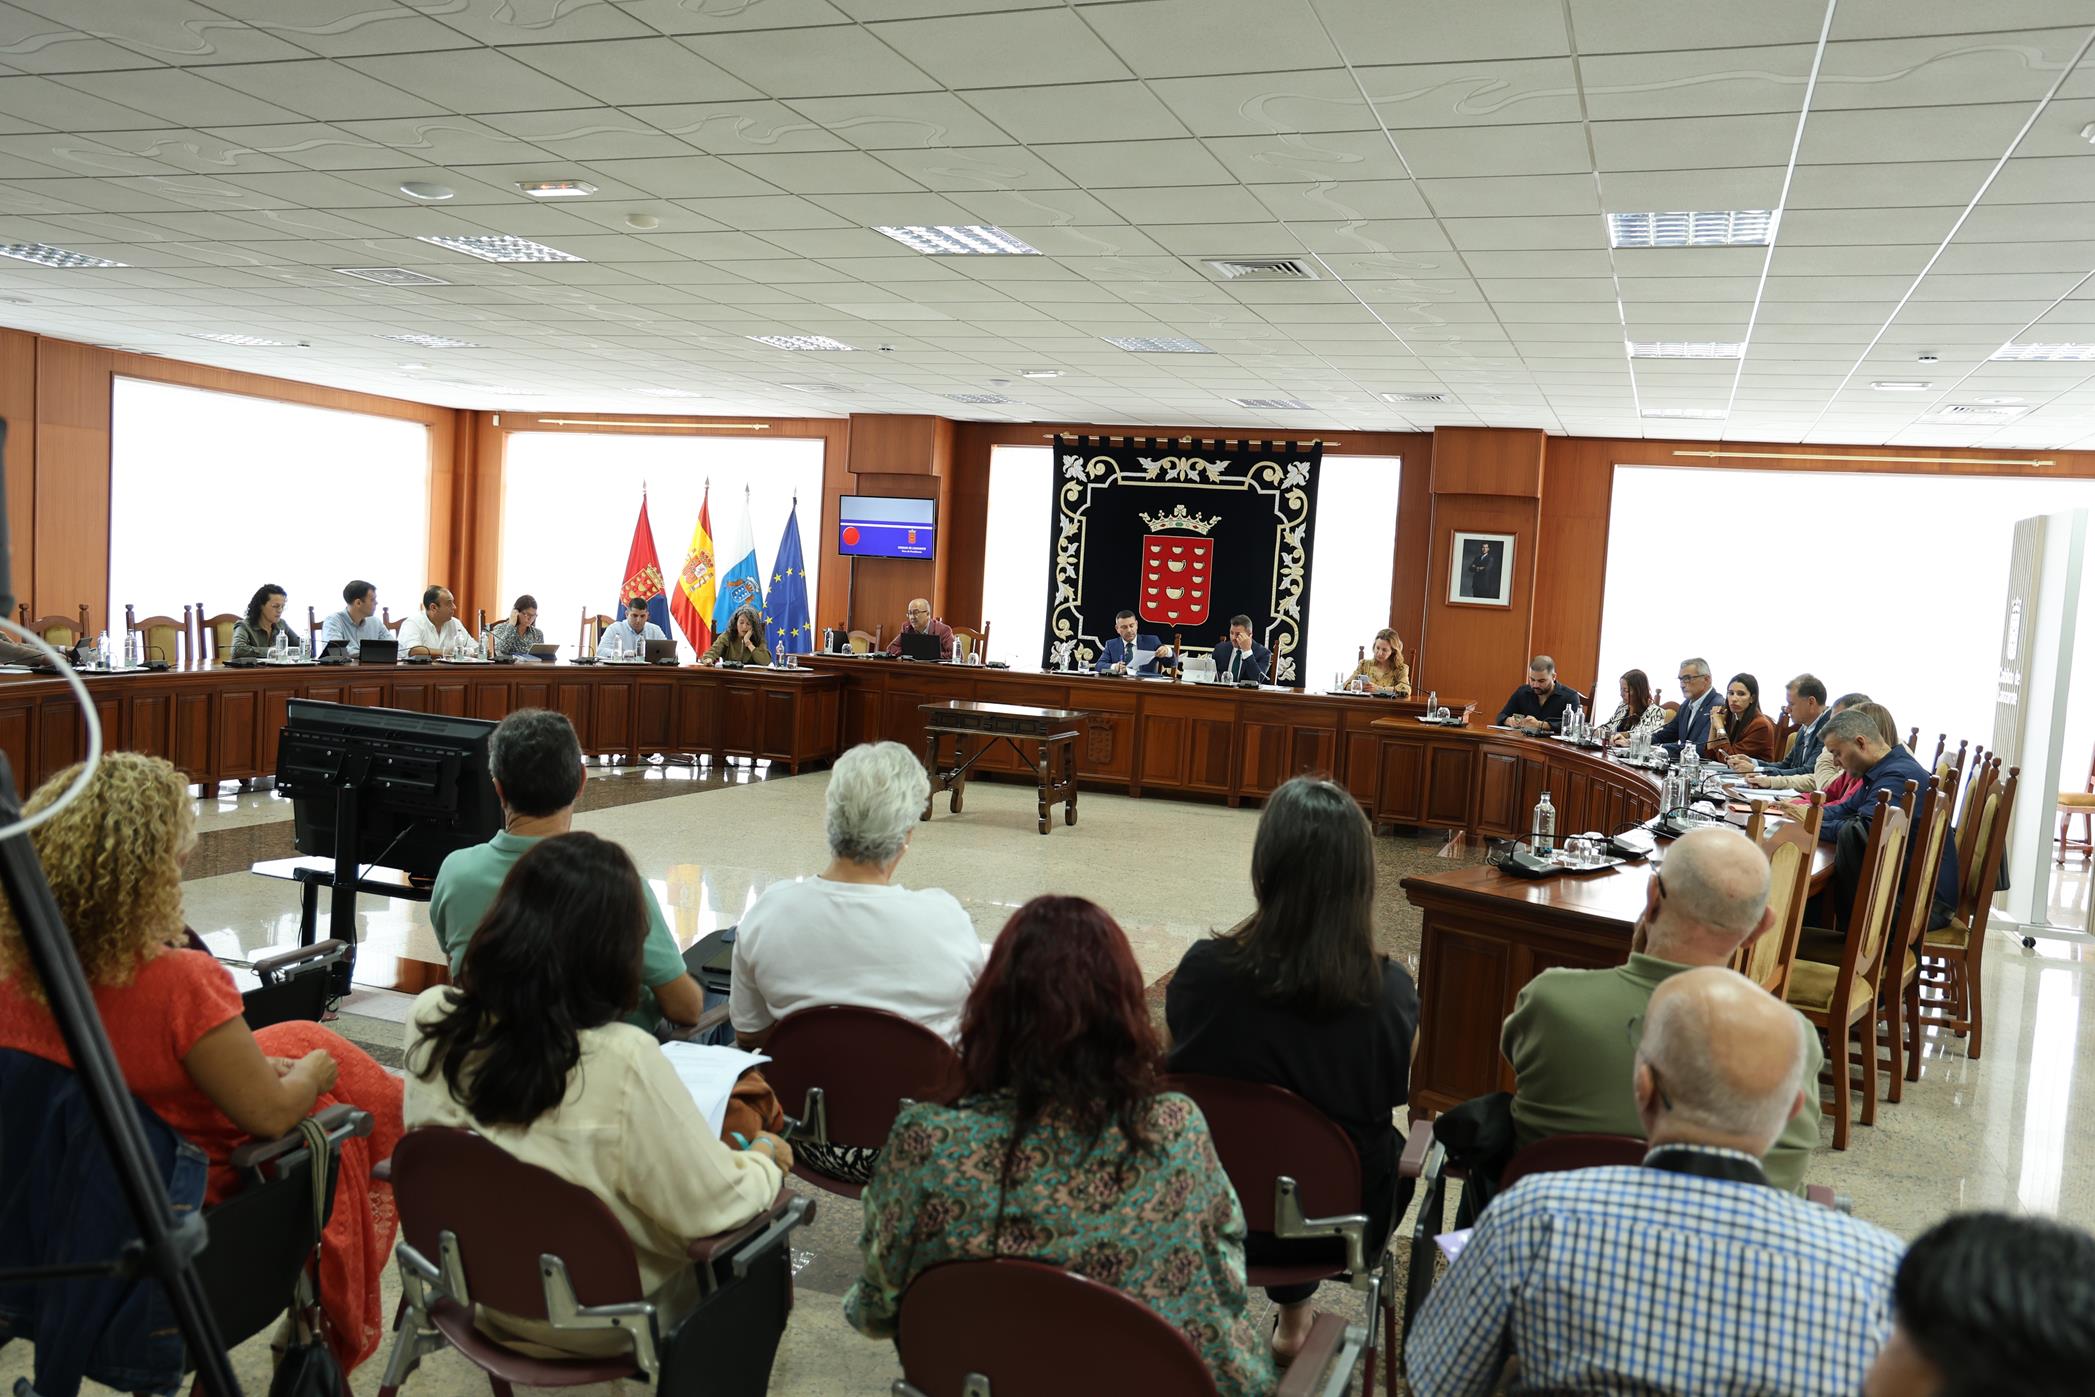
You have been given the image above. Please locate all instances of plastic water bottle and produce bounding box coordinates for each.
[1531,790,1557,855]
[95,630,111,668]
[1427,689,1438,716]
[123,630,141,668]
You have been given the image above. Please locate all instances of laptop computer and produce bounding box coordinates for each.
[356,639,399,664]
[644,638,679,663]
[898,631,941,661]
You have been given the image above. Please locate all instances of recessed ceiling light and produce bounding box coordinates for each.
[1020,369,1063,379]
[1103,335,1213,354]
[1641,407,1728,419]
[1382,392,1444,404]
[381,332,480,348]
[1627,341,1745,359]
[516,179,597,199]
[1229,397,1312,410]
[749,334,855,351]
[0,242,126,268]
[417,234,583,263]
[1870,380,1935,391]
[874,225,1041,255]
[398,181,454,201]
[1991,342,2095,361]
[188,332,297,347]
[944,392,1017,404]
[336,266,449,286]
[1928,404,2027,422]
[1607,210,1776,248]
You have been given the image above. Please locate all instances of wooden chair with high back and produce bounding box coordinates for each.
[1904,725,1919,752]
[124,604,191,667]
[195,602,241,663]
[17,604,90,650]
[1883,768,1960,1096]
[846,627,881,655]
[1782,787,1911,1150]
[1919,762,2018,1063]
[1733,795,1824,1001]
[948,621,989,662]
[577,607,617,656]
[305,605,322,651]
[1952,749,1996,891]
[2055,742,2094,864]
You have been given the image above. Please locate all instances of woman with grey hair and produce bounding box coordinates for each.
[727,741,985,1180]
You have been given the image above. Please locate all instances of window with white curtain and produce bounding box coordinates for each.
[109,377,431,641]
[498,432,826,662]
[979,444,1403,685]
[1597,465,2095,769]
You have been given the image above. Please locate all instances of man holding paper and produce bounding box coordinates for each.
[1096,609,1175,676]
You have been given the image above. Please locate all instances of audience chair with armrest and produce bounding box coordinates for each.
[124,604,191,666]
[761,1005,961,1200]
[1164,1073,1388,1397]
[2056,743,2094,865]
[182,929,348,1030]
[1919,763,2018,1063]
[376,1125,814,1397]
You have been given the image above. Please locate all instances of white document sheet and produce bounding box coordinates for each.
[660,1041,772,1137]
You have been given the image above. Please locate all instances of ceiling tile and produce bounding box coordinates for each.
[619,0,853,32]
[189,60,451,122]
[873,144,1074,191]
[504,38,761,106]
[1568,0,1831,54]
[875,9,1130,87]
[959,80,1184,144]
[195,1,483,58]
[682,25,939,97]
[1812,28,2092,110]
[1578,46,1816,120]
[1313,0,1570,65]
[1202,131,1411,184]
[1396,121,1596,178]
[784,92,1013,148]
[1079,0,1341,77]
[1250,179,1432,220]
[1147,71,1372,138]
[1038,138,1234,189]
[49,68,303,127]
[627,101,849,155]
[413,0,655,46]
[1417,173,1598,217]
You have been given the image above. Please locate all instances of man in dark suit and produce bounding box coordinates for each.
[1096,609,1174,675]
[1465,540,1502,599]
[1819,705,1959,928]
[1210,613,1270,685]
[1648,656,1718,755]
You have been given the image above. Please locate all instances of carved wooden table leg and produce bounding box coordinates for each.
[1063,736,1078,826]
[921,730,939,821]
[1036,738,1051,834]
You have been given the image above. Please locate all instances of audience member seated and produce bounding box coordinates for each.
[1502,825,1820,1193]
[228,582,300,658]
[319,578,391,656]
[845,895,1272,1397]
[1410,967,1902,1397]
[1642,655,1718,753]
[1165,776,1418,1366]
[404,831,786,1354]
[1704,671,1778,761]
[1734,677,1842,791]
[595,597,666,660]
[1819,703,1958,930]
[1810,693,1882,807]
[397,584,468,657]
[1494,654,1584,734]
[1864,1211,2095,1397]
[1344,627,1411,695]
[1210,614,1272,685]
[701,605,767,665]
[489,594,544,660]
[0,753,404,1371]
[1597,667,1664,738]
[884,597,955,659]
[429,709,704,1030]
[730,741,983,1182]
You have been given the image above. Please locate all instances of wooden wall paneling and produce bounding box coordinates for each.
[937,427,989,631]
[1422,742,1475,827]
[635,677,673,752]
[1533,438,1615,698]
[214,686,261,779]
[0,327,35,608]
[1389,432,1433,678]
[675,674,716,754]
[1420,493,1540,707]
[33,338,114,633]
[0,701,28,799]
[1373,736,1427,825]
[847,467,943,636]
[591,678,634,757]
[1428,427,1546,497]
[390,682,429,713]
[1413,925,1513,1111]
[431,681,468,717]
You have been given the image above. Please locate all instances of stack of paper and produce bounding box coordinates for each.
[661,1041,772,1136]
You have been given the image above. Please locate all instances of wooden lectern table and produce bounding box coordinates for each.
[920,699,1086,835]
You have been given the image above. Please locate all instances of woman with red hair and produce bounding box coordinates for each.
[844,894,1270,1396]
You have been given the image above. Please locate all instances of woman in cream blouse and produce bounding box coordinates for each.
[1345,628,1411,696]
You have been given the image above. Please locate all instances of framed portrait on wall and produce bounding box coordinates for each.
[1449,531,1515,607]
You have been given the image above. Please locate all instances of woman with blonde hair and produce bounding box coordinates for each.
[0,753,404,1372]
[700,605,767,665]
[1344,627,1411,696]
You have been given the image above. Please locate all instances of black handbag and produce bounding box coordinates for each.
[267,1118,343,1397]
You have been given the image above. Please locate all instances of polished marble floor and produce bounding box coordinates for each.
[21,770,2090,1395]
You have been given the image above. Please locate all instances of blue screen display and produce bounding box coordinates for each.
[837,494,936,558]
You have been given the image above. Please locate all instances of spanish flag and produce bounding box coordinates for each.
[672,483,716,653]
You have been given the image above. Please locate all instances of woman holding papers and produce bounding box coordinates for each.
[700,605,767,665]
[404,832,787,1352]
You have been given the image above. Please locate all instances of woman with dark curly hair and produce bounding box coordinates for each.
[229,582,300,658]
[844,895,1271,1396]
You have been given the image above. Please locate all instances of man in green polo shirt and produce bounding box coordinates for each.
[1501,824,1823,1193]
[429,707,704,1032]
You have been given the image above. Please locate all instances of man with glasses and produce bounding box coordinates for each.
[1499,825,1822,1194]
[1647,655,1718,754]
[884,596,954,660]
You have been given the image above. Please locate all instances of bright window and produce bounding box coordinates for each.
[109,378,430,642]
[979,444,1403,686]
[498,432,826,662]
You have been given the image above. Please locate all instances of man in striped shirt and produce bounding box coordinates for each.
[1409,967,1902,1396]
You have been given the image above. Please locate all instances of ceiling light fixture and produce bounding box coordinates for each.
[381,332,480,348]
[516,179,597,199]
[1103,335,1213,354]
[1641,407,1728,419]
[1627,341,1745,359]
[417,234,583,263]
[1869,380,1934,391]
[188,332,297,346]
[748,334,855,351]
[1020,369,1063,379]
[1229,397,1312,411]
[336,266,448,286]
[0,242,126,268]
[1606,210,1777,248]
[1991,342,2095,361]
[1382,392,1444,404]
[944,393,1017,404]
[874,225,1041,255]
[398,181,454,201]
[779,382,846,393]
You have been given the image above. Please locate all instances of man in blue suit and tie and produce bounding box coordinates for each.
[1210,614,1271,685]
[1646,656,1719,755]
[1096,609,1175,675]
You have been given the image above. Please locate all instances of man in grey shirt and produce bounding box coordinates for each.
[319,580,391,656]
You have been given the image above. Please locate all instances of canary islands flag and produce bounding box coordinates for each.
[672,484,716,652]
[620,493,671,635]
[713,487,764,639]
[763,500,813,654]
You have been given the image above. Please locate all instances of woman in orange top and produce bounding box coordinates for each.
[0,753,404,1373]
[1705,672,1778,762]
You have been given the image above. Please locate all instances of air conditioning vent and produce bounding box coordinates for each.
[1930,403,2026,422]
[1381,392,1444,404]
[335,267,450,286]
[1205,257,1318,281]
[1228,397,1312,411]
[944,393,1016,404]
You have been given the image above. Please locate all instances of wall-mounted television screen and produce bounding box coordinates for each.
[837,494,936,559]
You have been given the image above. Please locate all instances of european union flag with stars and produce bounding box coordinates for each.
[764,500,813,654]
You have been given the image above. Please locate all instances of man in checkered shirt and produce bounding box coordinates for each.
[1408,967,1902,1396]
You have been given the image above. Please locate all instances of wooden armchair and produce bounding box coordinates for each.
[124,603,191,666]
[17,603,89,649]
[579,607,615,655]
[1782,787,1911,1150]
[2056,742,2094,865]
[305,605,323,650]
[846,627,881,655]
[1919,761,2017,1063]
[949,621,989,662]
[1953,748,1996,885]
[1880,770,1960,1099]
[196,602,241,663]
[1904,724,1919,752]
[1733,794,1823,1002]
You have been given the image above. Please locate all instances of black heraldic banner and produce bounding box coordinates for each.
[1044,435,1323,686]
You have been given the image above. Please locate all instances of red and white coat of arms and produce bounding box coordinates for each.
[1140,536,1213,627]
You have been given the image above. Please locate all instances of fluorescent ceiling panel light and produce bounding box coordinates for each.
[1229,397,1312,410]
[1641,407,1728,419]
[1020,369,1063,379]
[944,393,1016,404]
[1627,341,1744,359]
[417,234,583,263]
[336,266,448,286]
[1869,380,1934,391]
[188,332,296,346]
[1382,392,1444,403]
[1606,210,1776,248]
[0,242,125,268]
[749,335,855,351]
[1991,342,2095,361]
[516,179,597,198]
[874,225,1040,255]
[1103,335,1213,354]
[381,332,480,348]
